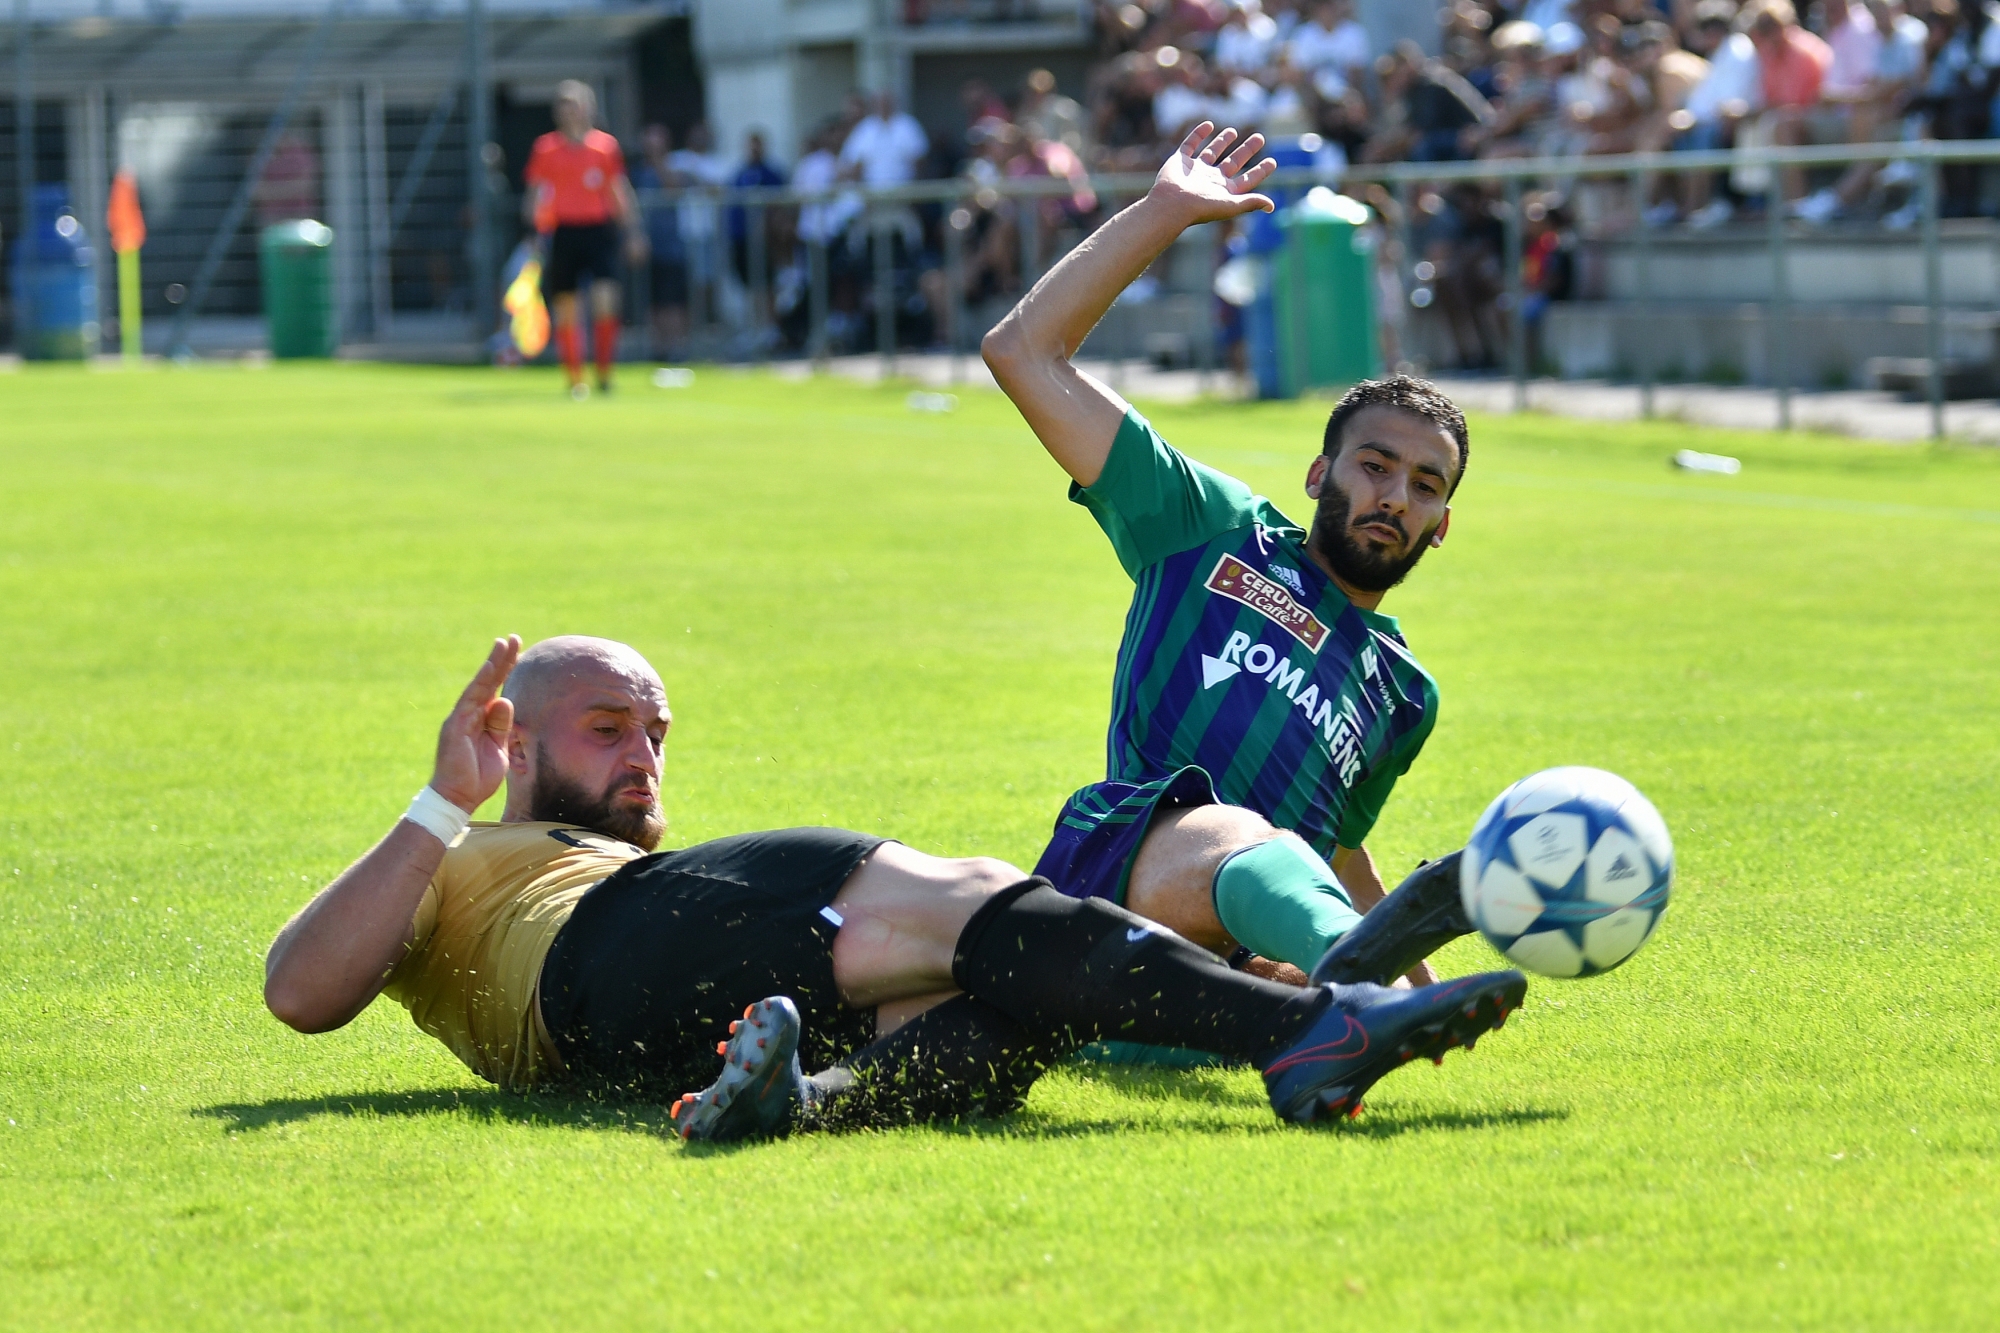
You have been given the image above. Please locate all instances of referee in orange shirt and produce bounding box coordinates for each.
[523,81,645,397]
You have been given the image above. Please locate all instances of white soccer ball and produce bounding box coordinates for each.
[1459,767,1673,978]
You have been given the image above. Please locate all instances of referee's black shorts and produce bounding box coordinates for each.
[541,221,621,297]
[538,828,886,1098]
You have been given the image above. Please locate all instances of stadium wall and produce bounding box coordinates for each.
[688,0,1092,172]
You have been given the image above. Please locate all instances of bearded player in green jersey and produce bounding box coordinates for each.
[984,123,1477,995]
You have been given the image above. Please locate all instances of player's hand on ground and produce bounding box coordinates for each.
[1149,123,1276,227]
[430,635,521,814]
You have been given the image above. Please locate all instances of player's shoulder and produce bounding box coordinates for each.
[1378,630,1432,677]
[1114,408,1258,496]
[584,129,624,157]
[529,130,565,154]
[1364,624,1438,706]
[1250,495,1306,542]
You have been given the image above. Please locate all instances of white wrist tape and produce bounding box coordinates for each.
[404,786,472,847]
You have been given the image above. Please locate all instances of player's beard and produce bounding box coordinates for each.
[1307,472,1440,594]
[527,743,666,851]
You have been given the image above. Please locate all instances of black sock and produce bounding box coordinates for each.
[807,995,1076,1130]
[951,881,1327,1065]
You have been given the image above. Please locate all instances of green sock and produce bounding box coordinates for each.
[1211,833,1362,970]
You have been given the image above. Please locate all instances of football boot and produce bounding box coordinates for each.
[671,996,814,1143]
[1261,969,1527,1125]
[1311,850,1475,987]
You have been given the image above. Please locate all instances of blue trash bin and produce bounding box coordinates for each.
[1239,260,1283,400]
[9,184,100,360]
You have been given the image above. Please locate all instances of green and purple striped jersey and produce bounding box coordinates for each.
[1071,409,1439,857]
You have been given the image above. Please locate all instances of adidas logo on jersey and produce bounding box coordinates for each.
[1267,563,1306,597]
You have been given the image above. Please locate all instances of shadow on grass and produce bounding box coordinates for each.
[1055,1067,1567,1127]
[1063,1062,1251,1103]
[938,1102,1569,1145]
[194,1083,1566,1156]
[194,1086,676,1137]
[1334,1104,1569,1139]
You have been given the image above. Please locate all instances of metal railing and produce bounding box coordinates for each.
[1349,139,1997,439]
[640,138,2000,439]
[634,171,1207,389]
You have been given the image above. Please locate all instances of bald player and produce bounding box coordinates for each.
[263,636,1526,1138]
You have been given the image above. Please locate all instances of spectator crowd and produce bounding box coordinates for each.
[616,0,2000,363]
[1084,0,1994,225]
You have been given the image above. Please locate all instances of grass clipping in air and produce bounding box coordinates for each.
[0,364,1995,1330]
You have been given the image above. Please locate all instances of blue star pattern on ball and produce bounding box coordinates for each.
[1458,767,1674,978]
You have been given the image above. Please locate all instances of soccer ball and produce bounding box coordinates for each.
[1459,767,1673,978]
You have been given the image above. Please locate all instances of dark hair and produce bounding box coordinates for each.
[1320,375,1470,493]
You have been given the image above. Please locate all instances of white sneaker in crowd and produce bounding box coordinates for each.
[1789,189,1843,224]
[1883,201,1923,230]
[1880,157,1920,188]
[1687,199,1735,230]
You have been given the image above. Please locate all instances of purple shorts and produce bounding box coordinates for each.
[1030,766,1217,904]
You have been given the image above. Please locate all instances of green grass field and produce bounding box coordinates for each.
[2,363,1996,1329]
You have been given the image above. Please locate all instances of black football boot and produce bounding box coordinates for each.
[1309,850,1476,987]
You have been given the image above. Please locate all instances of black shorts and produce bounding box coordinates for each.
[538,828,886,1098]
[542,222,621,297]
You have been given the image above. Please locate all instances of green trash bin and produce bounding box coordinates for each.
[259,219,336,358]
[1272,188,1380,397]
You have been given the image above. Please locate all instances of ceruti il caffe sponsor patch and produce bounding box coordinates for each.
[1205,553,1328,652]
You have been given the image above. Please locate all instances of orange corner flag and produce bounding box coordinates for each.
[108,170,146,253]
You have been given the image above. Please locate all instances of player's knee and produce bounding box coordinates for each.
[954,855,1028,900]
[1169,803,1279,864]
[1209,805,1279,847]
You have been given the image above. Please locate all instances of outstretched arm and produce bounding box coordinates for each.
[981,123,1275,487]
[263,636,521,1033]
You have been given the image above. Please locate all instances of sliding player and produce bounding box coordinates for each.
[524,81,644,398]
[983,123,1476,990]
[262,635,1525,1137]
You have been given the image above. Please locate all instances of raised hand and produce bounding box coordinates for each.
[1149,123,1277,227]
[980,121,1279,488]
[430,635,521,814]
